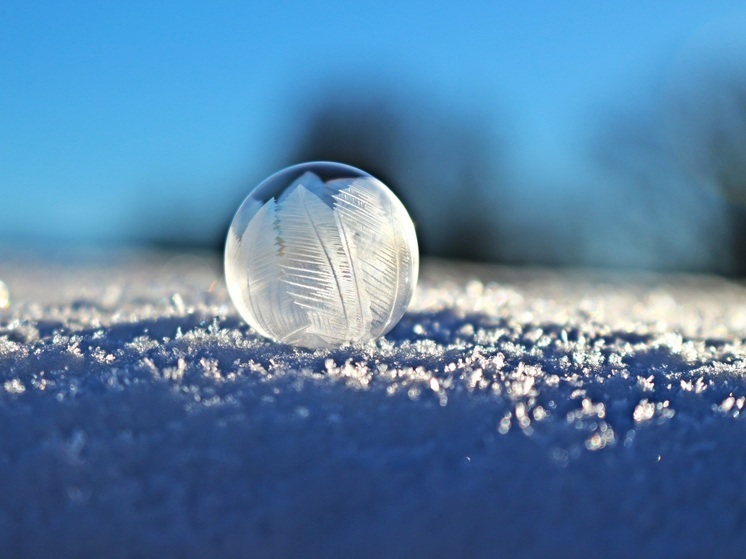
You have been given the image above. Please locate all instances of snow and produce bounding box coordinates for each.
[2,251,746,558]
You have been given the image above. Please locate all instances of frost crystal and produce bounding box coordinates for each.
[225,162,419,349]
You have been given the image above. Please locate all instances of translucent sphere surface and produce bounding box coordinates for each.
[225,162,419,349]
[0,280,8,310]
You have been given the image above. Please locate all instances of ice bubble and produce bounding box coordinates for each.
[0,279,9,310]
[225,162,419,349]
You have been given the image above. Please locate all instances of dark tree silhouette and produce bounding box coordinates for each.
[666,68,746,275]
[588,64,746,275]
[285,87,506,262]
[589,109,731,274]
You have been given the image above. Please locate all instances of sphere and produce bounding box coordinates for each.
[225,162,419,349]
[0,280,8,310]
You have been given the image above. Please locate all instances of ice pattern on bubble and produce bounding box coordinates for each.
[225,166,418,349]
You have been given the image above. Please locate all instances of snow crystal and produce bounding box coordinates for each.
[1,254,746,557]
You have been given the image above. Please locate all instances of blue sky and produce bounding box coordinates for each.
[1,1,745,247]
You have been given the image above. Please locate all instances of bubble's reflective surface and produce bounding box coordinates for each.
[0,280,8,310]
[225,162,419,349]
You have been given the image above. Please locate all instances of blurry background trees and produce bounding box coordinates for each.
[3,3,746,275]
[667,67,746,275]
[285,86,504,261]
[585,62,746,275]
[272,60,746,275]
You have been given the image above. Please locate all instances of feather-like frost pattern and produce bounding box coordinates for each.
[229,170,416,349]
[284,171,327,199]
[242,199,309,344]
[332,208,373,341]
[332,178,413,336]
[276,183,370,344]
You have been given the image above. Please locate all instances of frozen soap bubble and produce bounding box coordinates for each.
[225,162,419,349]
[0,280,8,310]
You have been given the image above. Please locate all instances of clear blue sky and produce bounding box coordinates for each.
[1,1,745,247]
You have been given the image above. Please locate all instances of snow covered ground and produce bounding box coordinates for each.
[2,251,746,558]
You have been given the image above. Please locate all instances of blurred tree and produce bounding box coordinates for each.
[286,87,506,262]
[666,68,746,275]
[589,108,731,274]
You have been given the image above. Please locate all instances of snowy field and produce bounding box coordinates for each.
[2,251,746,558]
